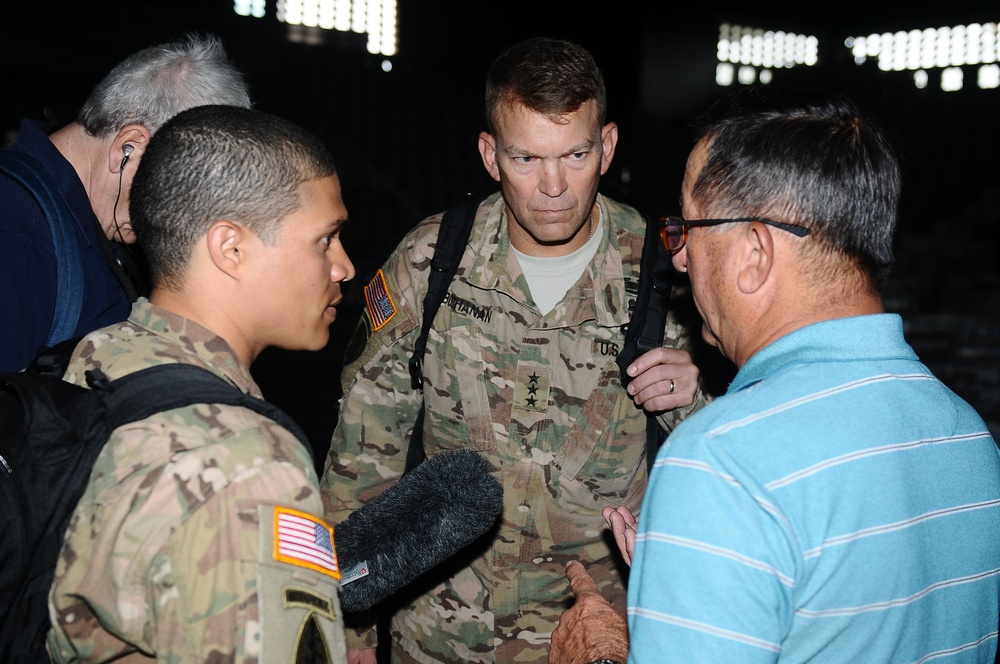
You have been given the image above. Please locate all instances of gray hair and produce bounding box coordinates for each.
[691,87,900,289]
[78,33,252,137]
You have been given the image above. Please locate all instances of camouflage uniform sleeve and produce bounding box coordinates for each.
[320,220,436,649]
[45,405,347,664]
[155,458,346,663]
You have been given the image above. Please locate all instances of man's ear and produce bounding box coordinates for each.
[736,222,774,294]
[206,220,247,280]
[599,122,619,175]
[110,123,151,173]
[478,132,501,182]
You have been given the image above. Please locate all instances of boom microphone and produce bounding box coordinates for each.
[334,449,503,613]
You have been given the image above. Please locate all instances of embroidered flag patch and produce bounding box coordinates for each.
[364,269,396,330]
[274,507,341,579]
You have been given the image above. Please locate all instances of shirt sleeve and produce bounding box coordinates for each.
[155,458,347,663]
[46,408,348,664]
[626,435,800,664]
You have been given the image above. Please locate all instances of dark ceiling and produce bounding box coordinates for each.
[2,0,996,223]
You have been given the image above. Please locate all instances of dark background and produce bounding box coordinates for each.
[3,0,998,460]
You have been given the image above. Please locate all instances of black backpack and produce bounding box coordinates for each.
[405,193,674,474]
[0,343,313,663]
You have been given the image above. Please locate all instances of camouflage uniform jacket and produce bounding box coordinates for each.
[321,192,701,663]
[47,300,348,664]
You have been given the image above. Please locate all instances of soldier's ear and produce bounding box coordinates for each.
[599,122,618,175]
[206,220,246,279]
[478,132,501,182]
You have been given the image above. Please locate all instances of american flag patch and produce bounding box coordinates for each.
[274,507,340,579]
[364,269,396,331]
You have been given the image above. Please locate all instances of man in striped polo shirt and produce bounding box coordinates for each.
[550,87,1000,664]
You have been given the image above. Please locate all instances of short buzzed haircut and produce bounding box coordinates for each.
[130,105,337,289]
[484,37,607,134]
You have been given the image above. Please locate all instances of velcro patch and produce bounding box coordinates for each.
[514,366,550,413]
[592,338,621,358]
[363,269,396,331]
[284,587,335,619]
[274,507,341,579]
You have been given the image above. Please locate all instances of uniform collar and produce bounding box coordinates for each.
[128,299,262,397]
[464,192,635,327]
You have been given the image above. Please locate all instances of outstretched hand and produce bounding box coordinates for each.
[602,505,637,567]
[549,561,629,664]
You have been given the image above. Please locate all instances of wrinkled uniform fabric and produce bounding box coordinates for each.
[47,300,348,663]
[0,119,130,373]
[322,192,703,663]
[628,314,1000,663]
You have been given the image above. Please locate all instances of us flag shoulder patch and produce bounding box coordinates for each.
[274,507,340,579]
[364,269,396,331]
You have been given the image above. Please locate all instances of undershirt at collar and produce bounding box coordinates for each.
[512,219,602,315]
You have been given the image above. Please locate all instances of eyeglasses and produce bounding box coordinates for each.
[659,216,812,254]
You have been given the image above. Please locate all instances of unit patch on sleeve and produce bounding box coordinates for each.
[274,507,341,579]
[363,269,397,331]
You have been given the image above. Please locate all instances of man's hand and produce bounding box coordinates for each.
[347,647,377,664]
[624,346,698,413]
[602,506,637,567]
[549,561,629,664]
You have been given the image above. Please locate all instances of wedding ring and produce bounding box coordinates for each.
[669,378,676,394]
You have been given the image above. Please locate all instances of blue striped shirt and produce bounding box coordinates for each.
[628,314,1000,663]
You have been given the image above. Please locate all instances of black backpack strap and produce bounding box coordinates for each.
[408,193,480,391]
[404,193,482,474]
[405,411,427,475]
[0,150,85,346]
[616,214,675,385]
[88,364,314,460]
[614,214,676,474]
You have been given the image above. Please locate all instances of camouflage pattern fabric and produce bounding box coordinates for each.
[47,300,348,664]
[321,192,703,663]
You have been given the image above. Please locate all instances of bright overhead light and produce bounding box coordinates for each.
[847,21,999,71]
[718,23,817,87]
[941,66,964,91]
[716,62,735,86]
[979,63,1000,89]
[235,0,398,55]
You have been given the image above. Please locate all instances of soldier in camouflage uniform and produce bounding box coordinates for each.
[47,105,356,663]
[321,38,706,663]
